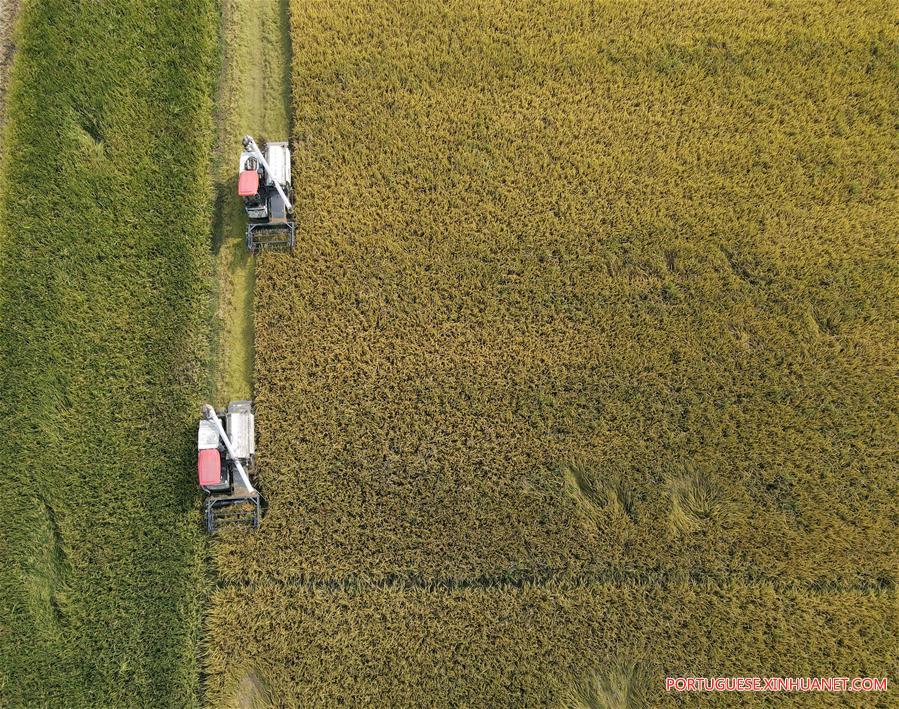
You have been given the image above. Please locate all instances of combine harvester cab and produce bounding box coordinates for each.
[198,401,262,532]
[238,135,295,252]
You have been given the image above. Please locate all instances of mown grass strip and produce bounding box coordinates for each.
[204,581,897,707]
[0,0,217,704]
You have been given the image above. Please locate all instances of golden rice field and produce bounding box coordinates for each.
[208,0,898,704]
[205,582,897,706]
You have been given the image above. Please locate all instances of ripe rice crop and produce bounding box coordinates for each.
[216,0,899,588]
[203,581,897,707]
[194,0,899,702]
[0,0,217,705]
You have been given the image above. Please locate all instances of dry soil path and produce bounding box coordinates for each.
[0,0,20,124]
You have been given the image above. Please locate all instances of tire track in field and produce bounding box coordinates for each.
[217,566,895,597]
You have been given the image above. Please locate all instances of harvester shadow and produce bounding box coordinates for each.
[211,174,254,270]
[176,429,207,516]
[211,181,226,254]
[212,177,255,267]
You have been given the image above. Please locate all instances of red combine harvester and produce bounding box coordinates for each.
[195,133,290,531]
[238,135,295,252]
[197,401,261,532]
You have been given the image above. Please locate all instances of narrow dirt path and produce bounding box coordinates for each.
[0,0,21,123]
[212,0,291,403]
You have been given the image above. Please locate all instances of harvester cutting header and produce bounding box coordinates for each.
[238,135,295,252]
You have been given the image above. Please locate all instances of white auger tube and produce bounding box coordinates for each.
[242,135,293,213]
[202,404,256,494]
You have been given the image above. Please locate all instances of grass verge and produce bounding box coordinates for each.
[0,0,217,704]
